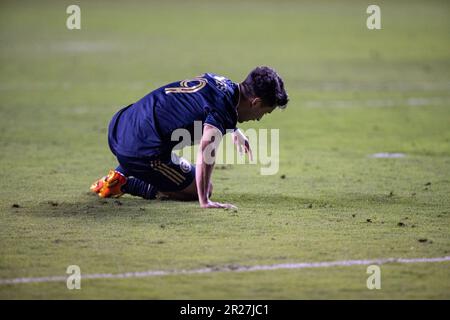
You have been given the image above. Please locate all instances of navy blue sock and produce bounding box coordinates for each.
[115,166,158,200]
[115,165,128,176]
[123,177,158,199]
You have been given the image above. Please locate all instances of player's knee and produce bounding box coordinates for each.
[162,179,211,201]
[180,180,210,201]
[159,190,196,201]
[177,188,198,201]
[170,180,198,201]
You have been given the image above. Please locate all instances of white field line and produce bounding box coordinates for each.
[369,153,406,158]
[1,256,450,285]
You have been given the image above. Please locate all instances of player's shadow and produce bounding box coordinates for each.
[29,192,197,221]
[29,189,424,221]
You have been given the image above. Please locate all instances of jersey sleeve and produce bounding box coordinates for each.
[204,109,228,135]
[203,74,238,135]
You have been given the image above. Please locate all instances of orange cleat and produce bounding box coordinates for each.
[90,170,127,198]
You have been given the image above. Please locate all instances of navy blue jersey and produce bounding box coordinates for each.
[108,73,239,158]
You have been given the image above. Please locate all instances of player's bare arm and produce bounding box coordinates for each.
[196,124,236,209]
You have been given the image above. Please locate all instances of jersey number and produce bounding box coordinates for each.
[165,77,207,94]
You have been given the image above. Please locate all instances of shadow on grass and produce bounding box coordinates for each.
[28,192,195,220]
[26,189,428,220]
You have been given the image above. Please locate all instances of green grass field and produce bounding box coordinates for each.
[1,0,449,299]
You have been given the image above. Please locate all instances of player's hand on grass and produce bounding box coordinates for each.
[201,200,237,210]
[232,128,253,161]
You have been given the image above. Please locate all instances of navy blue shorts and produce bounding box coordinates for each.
[115,153,195,192]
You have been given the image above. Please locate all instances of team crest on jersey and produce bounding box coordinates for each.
[179,158,191,173]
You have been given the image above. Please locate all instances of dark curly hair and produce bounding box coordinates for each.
[241,66,289,109]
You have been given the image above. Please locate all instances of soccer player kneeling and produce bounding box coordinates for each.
[90,66,288,209]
